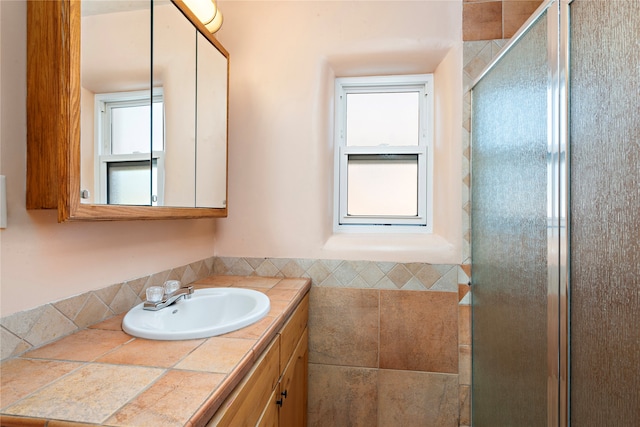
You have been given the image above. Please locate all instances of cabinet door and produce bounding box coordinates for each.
[279,328,308,427]
[279,295,309,371]
[207,337,280,426]
[256,387,279,427]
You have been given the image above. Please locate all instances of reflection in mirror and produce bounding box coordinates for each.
[80,0,152,205]
[154,0,197,207]
[196,31,228,208]
[79,0,228,210]
[95,89,164,205]
[26,0,228,220]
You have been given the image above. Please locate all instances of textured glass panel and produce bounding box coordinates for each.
[347,154,418,216]
[107,160,157,205]
[471,12,549,426]
[346,92,419,146]
[569,1,640,425]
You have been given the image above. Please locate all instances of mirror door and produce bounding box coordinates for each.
[153,0,197,207]
[80,1,152,206]
[79,0,228,209]
[196,31,228,208]
[26,0,228,220]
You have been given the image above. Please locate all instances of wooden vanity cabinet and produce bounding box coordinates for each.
[277,328,308,426]
[208,294,309,427]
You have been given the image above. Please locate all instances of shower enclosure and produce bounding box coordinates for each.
[471,1,640,426]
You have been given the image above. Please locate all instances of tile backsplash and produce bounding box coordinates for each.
[1,256,471,425]
[214,257,464,291]
[1,256,469,361]
[0,258,215,360]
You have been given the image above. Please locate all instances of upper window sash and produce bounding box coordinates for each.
[95,88,164,156]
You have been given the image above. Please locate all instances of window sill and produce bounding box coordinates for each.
[322,232,460,265]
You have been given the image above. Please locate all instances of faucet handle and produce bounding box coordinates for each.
[145,286,165,303]
[163,280,181,295]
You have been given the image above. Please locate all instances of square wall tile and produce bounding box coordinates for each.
[459,305,471,346]
[504,0,544,38]
[380,290,458,373]
[308,363,378,427]
[459,384,471,425]
[308,287,379,368]
[459,345,471,386]
[378,370,458,427]
[463,1,503,41]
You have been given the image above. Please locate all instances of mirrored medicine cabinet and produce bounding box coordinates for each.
[26,0,229,221]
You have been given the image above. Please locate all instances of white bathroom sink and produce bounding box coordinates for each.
[122,287,271,340]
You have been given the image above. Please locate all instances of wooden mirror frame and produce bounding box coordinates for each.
[26,0,229,221]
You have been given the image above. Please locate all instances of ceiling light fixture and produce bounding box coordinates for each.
[183,0,223,34]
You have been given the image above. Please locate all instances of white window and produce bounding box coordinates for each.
[334,74,434,232]
[94,89,165,205]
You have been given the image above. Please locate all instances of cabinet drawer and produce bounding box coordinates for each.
[279,294,309,370]
[208,335,280,427]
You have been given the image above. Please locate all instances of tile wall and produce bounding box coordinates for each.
[214,258,471,425]
[308,286,463,426]
[463,0,544,41]
[0,258,216,361]
[1,256,472,426]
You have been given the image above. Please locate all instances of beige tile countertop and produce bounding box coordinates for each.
[0,276,311,427]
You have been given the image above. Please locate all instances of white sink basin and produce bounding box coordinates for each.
[122,287,271,340]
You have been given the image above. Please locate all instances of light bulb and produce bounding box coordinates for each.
[183,0,217,27]
[205,9,223,33]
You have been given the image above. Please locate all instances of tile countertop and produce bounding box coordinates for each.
[0,276,311,427]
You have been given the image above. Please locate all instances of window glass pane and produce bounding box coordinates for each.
[346,92,419,147]
[347,154,418,217]
[152,100,164,152]
[107,160,158,205]
[111,105,152,154]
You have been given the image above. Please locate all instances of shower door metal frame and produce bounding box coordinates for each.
[548,1,571,426]
[470,1,571,425]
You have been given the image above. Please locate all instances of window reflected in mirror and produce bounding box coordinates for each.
[107,159,158,205]
[26,0,228,220]
[95,89,165,205]
[80,0,228,209]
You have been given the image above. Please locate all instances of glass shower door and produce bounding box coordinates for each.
[569,0,640,424]
[471,9,550,426]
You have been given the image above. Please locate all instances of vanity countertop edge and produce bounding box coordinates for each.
[0,275,311,427]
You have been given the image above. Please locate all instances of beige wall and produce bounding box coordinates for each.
[0,0,217,317]
[214,0,463,265]
[1,0,462,311]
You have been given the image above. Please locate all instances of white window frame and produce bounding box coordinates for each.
[334,74,434,233]
[94,88,165,205]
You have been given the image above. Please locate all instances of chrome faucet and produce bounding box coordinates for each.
[143,286,194,311]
